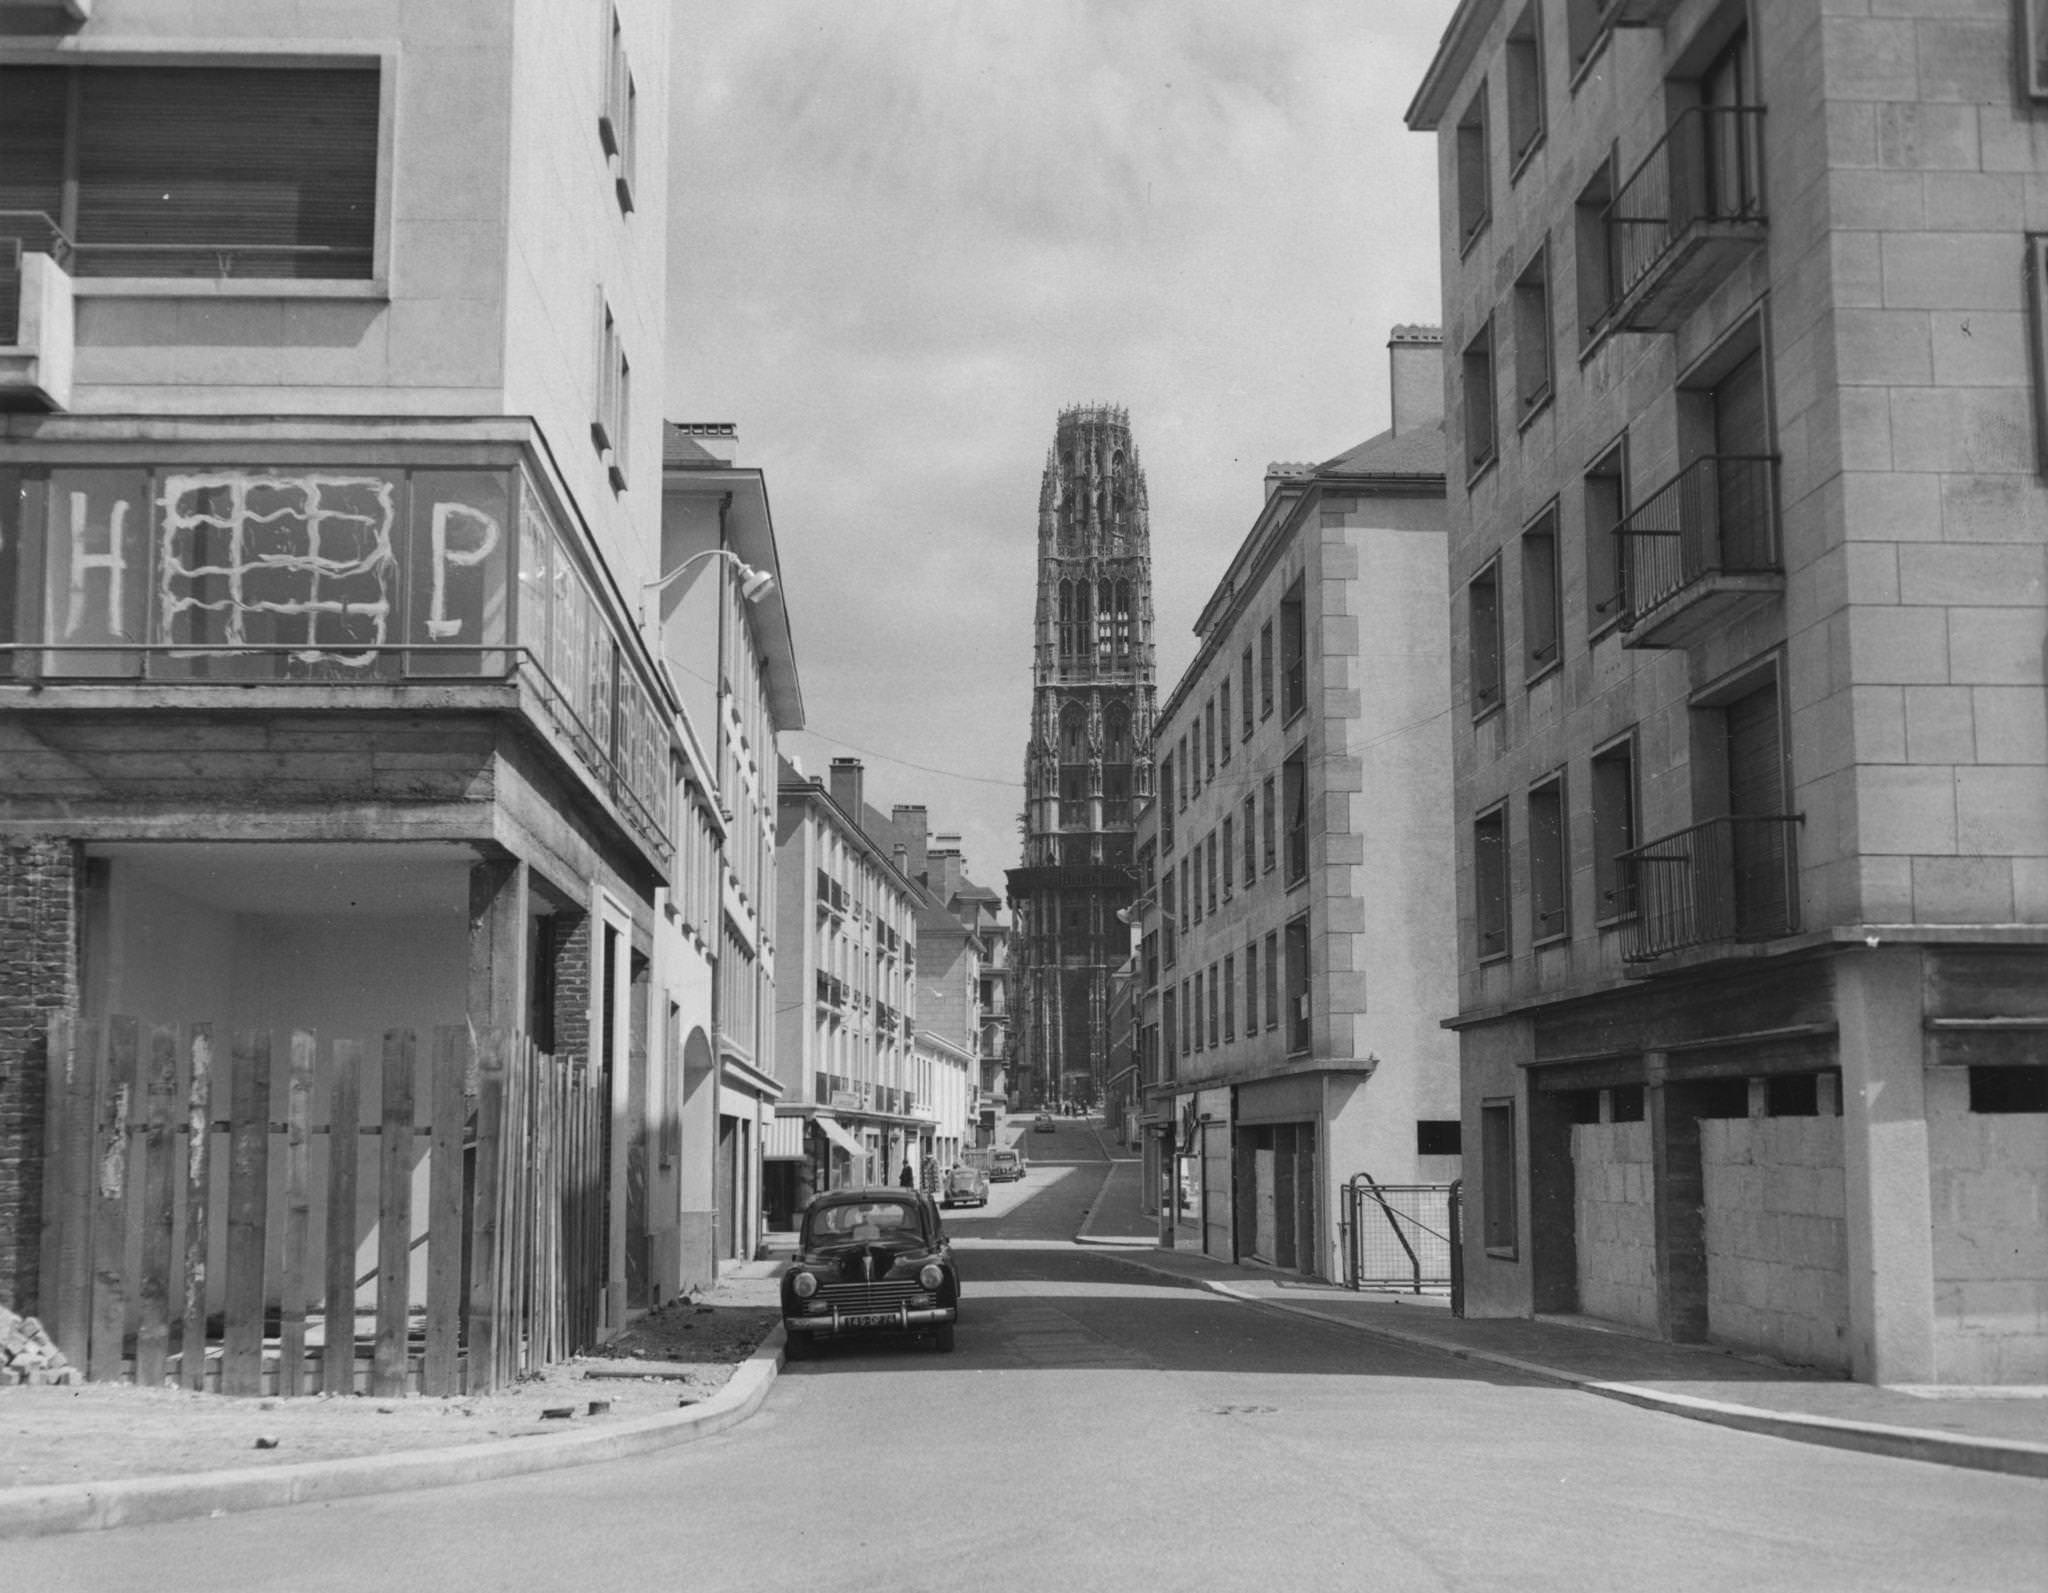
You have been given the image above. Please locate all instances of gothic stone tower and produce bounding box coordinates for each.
[1004,405,1156,1108]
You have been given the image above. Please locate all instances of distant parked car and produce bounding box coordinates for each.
[1032,1113,1055,1133]
[988,1148,1025,1181]
[781,1188,959,1358]
[943,1163,989,1208]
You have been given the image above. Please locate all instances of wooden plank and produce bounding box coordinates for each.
[277,1031,316,1397]
[424,1025,466,1395]
[221,1030,272,1397]
[36,1013,72,1358]
[372,1029,416,1398]
[323,1038,362,1397]
[179,1026,214,1392]
[132,1025,179,1388]
[87,1019,135,1382]
[466,1028,506,1394]
[39,1013,95,1365]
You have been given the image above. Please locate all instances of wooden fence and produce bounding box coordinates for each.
[36,1016,605,1397]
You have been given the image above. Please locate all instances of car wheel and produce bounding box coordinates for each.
[934,1324,955,1353]
[783,1329,810,1362]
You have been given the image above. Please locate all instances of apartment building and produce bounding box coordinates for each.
[1135,333,1461,1279]
[1410,0,2048,1382]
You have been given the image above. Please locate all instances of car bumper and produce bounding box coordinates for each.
[785,1303,958,1339]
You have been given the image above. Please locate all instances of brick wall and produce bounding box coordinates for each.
[0,838,78,1315]
[1571,1121,1657,1332]
[1928,1072,2048,1383]
[552,912,591,1062]
[1702,1116,1850,1373]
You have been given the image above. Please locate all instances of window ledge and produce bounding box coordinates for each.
[1484,1245,1519,1261]
[1509,134,1546,187]
[1465,452,1498,490]
[1525,655,1562,688]
[1567,27,1614,96]
[1532,930,1570,951]
[1478,949,1512,967]
[1458,216,1491,261]
[70,278,389,301]
[1472,696,1504,725]
[1587,608,1626,646]
[1516,388,1553,433]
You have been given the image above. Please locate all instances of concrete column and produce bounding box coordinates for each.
[1836,945,1936,1384]
[1649,1053,1709,1344]
[465,857,528,1048]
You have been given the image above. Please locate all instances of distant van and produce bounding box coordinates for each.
[988,1148,1025,1182]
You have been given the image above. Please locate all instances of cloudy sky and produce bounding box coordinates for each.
[667,0,1452,887]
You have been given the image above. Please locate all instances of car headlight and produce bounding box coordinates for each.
[792,1270,818,1299]
[918,1262,945,1291]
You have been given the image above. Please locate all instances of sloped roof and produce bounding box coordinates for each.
[1315,421,1445,480]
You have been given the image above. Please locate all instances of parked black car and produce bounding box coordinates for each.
[781,1188,960,1358]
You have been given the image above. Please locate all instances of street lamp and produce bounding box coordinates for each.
[642,546,776,611]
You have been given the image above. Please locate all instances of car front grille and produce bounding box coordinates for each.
[814,1279,931,1313]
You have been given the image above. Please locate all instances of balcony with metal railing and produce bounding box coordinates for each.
[1618,454,1782,648]
[1604,104,1767,333]
[1620,814,1802,963]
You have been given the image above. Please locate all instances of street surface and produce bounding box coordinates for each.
[12,1119,2044,1591]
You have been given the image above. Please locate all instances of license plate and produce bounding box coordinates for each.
[839,1311,898,1330]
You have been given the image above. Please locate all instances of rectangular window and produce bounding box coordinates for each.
[1513,245,1553,422]
[1285,915,1311,1054]
[1418,1120,1463,1156]
[1181,979,1193,1058]
[1263,930,1280,1030]
[1591,735,1638,923]
[1222,814,1236,900]
[1244,938,1259,1033]
[594,298,630,490]
[1522,505,1561,676]
[1242,794,1257,883]
[1204,698,1217,780]
[1575,158,1616,345]
[1193,970,1205,1052]
[1206,831,1218,916]
[1259,620,1274,717]
[1456,83,1490,253]
[1179,857,1192,933]
[0,63,380,281]
[1177,736,1189,809]
[1584,438,1628,632]
[1475,804,1510,961]
[1505,2,1545,171]
[1469,560,1503,717]
[1191,718,1202,795]
[1462,318,1498,477]
[601,7,638,214]
[1280,576,1307,721]
[1223,953,1236,1042]
[2031,7,2048,101]
[1283,748,1308,885]
[1566,0,1615,74]
[1262,775,1277,872]
[1161,987,1177,1079]
[1241,645,1255,737]
[1161,755,1176,851]
[1968,1066,2048,1113]
[1528,774,1568,945]
[1481,1099,1517,1255]
[1219,681,1232,765]
[1161,867,1178,967]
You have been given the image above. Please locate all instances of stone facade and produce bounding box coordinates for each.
[1572,1121,1657,1333]
[1702,1114,1849,1372]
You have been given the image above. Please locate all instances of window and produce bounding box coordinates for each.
[1190,719,1202,795]
[1241,646,1255,737]
[1207,964,1220,1049]
[1161,755,1176,851]
[1462,318,1498,478]
[1968,1066,2048,1113]
[600,6,637,214]
[1417,1120,1463,1156]
[1481,1099,1517,1255]
[1505,2,1546,172]
[1566,0,1617,76]
[1223,953,1236,1042]
[1193,970,1205,1052]
[1280,576,1307,721]
[1178,857,1191,933]
[1528,774,1568,944]
[1204,698,1217,780]
[1177,737,1189,809]
[1514,246,1553,422]
[2030,3,2048,100]
[1218,681,1232,765]
[1261,775,1277,872]
[594,299,631,491]
[1575,158,1617,345]
[1222,815,1235,900]
[1469,559,1504,717]
[1283,748,1308,885]
[1456,83,1490,253]
[0,63,380,281]
[1285,915,1311,1054]
[1161,987,1177,1078]
[1242,794,1257,884]
[1244,938,1259,1033]
[1205,831,1218,916]
[1522,505,1561,676]
[1263,930,1280,1030]
[1475,804,1510,961]
[1259,620,1274,717]
[1584,438,1629,631]
[1180,980,1192,1058]
[1592,735,1638,923]
[1161,867,1178,967]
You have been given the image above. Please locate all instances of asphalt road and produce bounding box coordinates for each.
[14,1123,2046,1591]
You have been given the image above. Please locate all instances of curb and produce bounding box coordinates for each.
[0,1328,789,1540]
[1118,1257,2048,1481]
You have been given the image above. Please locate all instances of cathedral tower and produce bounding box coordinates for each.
[1004,405,1156,1108]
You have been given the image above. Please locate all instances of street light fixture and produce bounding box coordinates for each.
[642,546,776,607]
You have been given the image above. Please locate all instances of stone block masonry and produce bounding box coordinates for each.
[1702,1116,1850,1374]
[1572,1122,1657,1334]
[1931,1107,2048,1383]
[0,839,79,1315]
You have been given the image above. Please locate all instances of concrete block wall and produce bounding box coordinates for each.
[0,839,76,1314]
[1928,1072,2048,1383]
[1702,1115,1850,1372]
[1571,1120,1657,1332]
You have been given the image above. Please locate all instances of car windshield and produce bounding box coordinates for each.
[804,1199,923,1248]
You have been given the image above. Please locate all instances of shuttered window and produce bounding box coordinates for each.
[0,63,379,280]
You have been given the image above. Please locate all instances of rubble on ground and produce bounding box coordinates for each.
[0,1306,81,1386]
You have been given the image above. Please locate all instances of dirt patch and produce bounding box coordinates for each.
[0,1298,782,1490]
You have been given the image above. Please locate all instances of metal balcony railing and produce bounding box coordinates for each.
[1619,454,1779,632]
[1604,105,1766,329]
[1620,814,1801,962]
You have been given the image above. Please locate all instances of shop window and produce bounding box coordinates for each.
[1969,1066,2048,1113]
[1475,804,1509,961]
[1481,1099,1517,1256]
[1522,504,1561,676]
[1417,1120,1463,1156]
[1456,82,1490,254]
[1528,774,1568,945]
[1469,559,1504,717]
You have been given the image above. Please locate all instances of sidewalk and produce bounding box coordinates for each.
[1111,1242,2048,1479]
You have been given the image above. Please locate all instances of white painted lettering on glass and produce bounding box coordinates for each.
[426,501,502,639]
[64,491,130,639]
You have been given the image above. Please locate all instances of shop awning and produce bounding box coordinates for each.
[764,1114,807,1161]
[814,1115,866,1159]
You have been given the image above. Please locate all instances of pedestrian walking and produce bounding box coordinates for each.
[897,1163,914,1188]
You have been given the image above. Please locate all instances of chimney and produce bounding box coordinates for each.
[933,834,965,900]
[891,804,930,884]
[828,757,864,825]
[1387,325,1444,436]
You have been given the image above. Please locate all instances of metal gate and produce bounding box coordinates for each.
[1340,1174,1461,1304]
